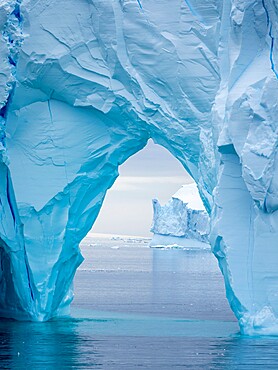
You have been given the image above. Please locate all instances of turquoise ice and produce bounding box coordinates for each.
[0,0,278,335]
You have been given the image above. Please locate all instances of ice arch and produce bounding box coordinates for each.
[0,0,278,335]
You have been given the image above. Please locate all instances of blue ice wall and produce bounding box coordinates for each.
[0,0,277,335]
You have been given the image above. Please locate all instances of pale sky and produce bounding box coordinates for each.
[92,140,194,237]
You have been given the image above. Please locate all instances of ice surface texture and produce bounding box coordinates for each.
[0,0,277,334]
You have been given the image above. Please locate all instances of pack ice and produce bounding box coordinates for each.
[0,0,278,335]
[150,183,210,248]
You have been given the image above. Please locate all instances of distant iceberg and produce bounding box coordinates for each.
[150,184,210,249]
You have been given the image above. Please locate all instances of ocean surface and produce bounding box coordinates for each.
[1,235,278,369]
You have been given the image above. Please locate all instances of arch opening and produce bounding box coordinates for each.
[74,140,233,323]
[91,139,195,238]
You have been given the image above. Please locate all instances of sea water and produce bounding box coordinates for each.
[0,235,278,369]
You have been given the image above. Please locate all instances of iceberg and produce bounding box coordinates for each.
[150,183,210,248]
[0,0,277,335]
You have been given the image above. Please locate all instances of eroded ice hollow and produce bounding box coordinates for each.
[0,0,278,335]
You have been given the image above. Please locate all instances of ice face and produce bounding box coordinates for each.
[0,0,277,334]
[210,1,278,335]
[151,183,210,244]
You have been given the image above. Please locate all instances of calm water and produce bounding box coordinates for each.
[1,236,278,369]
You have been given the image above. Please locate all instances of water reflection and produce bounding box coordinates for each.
[1,317,278,369]
[1,244,278,368]
[152,248,233,321]
[0,318,103,368]
[209,335,278,369]
[152,247,215,273]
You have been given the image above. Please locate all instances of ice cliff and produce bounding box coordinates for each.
[150,183,210,248]
[0,0,278,335]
